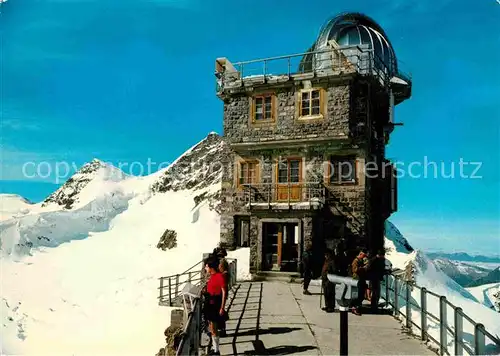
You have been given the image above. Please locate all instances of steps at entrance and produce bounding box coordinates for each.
[252,271,301,283]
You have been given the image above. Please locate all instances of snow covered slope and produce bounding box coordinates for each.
[385,221,500,354]
[0,133,239,356]
[467,282,500,312]
[0,194,34,221]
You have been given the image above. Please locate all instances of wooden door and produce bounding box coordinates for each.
[277,227,283,267]
[276,158,302,201]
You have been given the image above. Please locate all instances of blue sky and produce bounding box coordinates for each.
[1,0,499,255]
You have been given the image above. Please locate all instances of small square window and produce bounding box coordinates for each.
[239,161,258,186]
[329,157,356,184]
[299,89,323,118]
[253,94,274,122]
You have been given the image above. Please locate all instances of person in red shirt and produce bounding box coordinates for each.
[217,249,229,337]
[203,257,227,355]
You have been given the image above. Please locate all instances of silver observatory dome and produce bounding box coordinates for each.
[301,13,397,75]
[300,12,410,104]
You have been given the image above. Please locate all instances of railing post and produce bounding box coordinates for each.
[439,296,448,356]
[234,259,238,286]
[264,60,267,77]
[385,275,390,307]
[188,271,192,283]
[175,274,180,298]
[405,283,412,330]
[287,57,291,76]
[160,277,164,304]
[421,288,427,341]
[394,278,399,317]
[474,324,486,355]
[454,307,464,356]
[194,300,200,354]
[168,277,172,306]
[287,184,291,208]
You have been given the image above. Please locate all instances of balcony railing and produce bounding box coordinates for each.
[239,182,325,209]
[216,45,398,94]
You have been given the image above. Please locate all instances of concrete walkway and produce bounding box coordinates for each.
[219,281,434,355]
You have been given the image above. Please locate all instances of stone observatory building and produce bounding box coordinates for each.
[215,12,412,277]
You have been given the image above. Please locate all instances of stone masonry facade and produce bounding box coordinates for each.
[218,74,395,274]
[222,81,365,145]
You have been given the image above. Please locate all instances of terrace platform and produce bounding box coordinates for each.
[217,281,435,355]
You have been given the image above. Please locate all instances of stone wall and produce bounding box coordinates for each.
[249,216,260,273]
[223,82,354,144]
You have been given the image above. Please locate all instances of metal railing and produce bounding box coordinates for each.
[239,182,325,208]
[176,259,238,356]
[382,274,500,355]
[216,45,399,93]
[158,261,205,306]
[158,258,238,307]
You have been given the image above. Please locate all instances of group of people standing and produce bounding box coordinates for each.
[201,247,230,356]
[302,243,388,316]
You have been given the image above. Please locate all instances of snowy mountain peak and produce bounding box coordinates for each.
[41,160,127,209]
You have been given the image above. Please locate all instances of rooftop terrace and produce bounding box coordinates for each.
[215,45,411,104]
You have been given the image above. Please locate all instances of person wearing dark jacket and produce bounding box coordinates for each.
[351,249,368,316]
[334,242,349,277]
[321,249,337,313]
[368,249,386,310]
[302,243,313,295]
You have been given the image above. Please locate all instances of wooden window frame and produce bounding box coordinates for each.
[236,159,260,188]
[275,157,303,184]
[235,216,250,247]
[298,88,325,120]
[326,155,358,185]
[251,94,276,124]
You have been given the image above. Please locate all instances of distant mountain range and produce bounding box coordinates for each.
[430,256,500,289]
[466,268,500,288]
[426,252,500,264]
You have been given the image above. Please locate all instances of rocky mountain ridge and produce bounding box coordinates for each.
[151,132,229,212]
